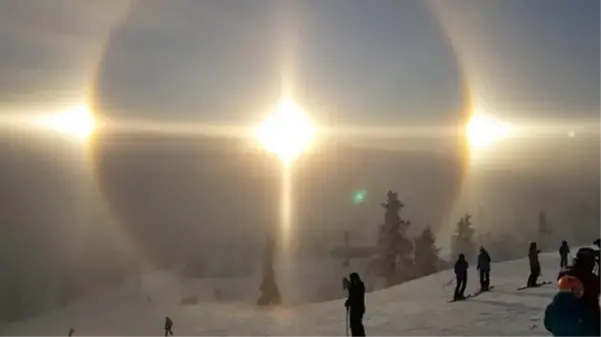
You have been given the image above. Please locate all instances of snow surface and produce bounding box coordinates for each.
[1,251,571,336]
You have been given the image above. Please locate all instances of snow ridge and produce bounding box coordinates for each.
[1,252,567,336]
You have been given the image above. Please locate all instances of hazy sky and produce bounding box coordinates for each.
[95,0,463,125]
[432,0,599,119]
[0,1,598,322]
[1,0,598,125]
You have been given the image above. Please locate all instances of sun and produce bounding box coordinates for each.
[39,105,96,140]
[255,98,317,166]
[466,113,510,150]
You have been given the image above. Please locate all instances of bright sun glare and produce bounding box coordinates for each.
[466,113,510,150]
[256,98,316,166]
[39,105,96,140]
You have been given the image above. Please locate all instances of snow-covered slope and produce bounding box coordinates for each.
[1,251,568,336]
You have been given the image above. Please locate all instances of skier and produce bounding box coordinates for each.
[453,253,469,301]
[557,247,601,335]
[344,272,366,336]
[477,247,491,291]
[544,275,596,336]
[164,316,174,336]
[527,242,541,287]
[559,240,570,269]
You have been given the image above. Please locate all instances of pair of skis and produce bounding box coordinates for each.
[447,286,495,303]
[516,281,552,291]
[448,281,553,302]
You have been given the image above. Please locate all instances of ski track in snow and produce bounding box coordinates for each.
[1,251,577,336]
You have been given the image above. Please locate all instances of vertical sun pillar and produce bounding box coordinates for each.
[255,98,316,250]
[255,98,316,305]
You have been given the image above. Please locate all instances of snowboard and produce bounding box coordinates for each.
[517,281,552,291]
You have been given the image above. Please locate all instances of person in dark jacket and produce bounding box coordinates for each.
[557,247,600,336]
[544,275,596,336]
[477,247,491,291]
[559,241,570,269]
[453,254,469,300]
[344,272,366,336]
[164,316,173,336]
[527,242,541,287]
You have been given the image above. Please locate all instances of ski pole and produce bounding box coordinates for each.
[345,307,349,337]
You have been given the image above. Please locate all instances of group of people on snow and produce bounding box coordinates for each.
[452,246,491,301]
[305,238,600,337]
[453,240,580,301]
[48,236,600,337]
[158,239,599,337]
[449,239,600,336]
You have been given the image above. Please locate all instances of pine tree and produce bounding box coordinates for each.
[452,214,476,262]
[377,190,413,286]
[414,225,440,277]
[257,234,281,306]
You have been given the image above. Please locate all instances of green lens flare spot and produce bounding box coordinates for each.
[351,189,368,205]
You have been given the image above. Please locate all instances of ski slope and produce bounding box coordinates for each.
[1,251,570,336]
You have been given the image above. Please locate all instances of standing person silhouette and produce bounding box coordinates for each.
[164,316,173,336]
[559,240,570,269]
[454,254,469,300]
[477,247,492,291]
[344,273,366,336]
[527,242,541,287]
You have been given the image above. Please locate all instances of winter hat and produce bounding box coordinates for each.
[557,275,584,298]
[577,247,595,257]
[575,247,596,264]
[349,272,361,283]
